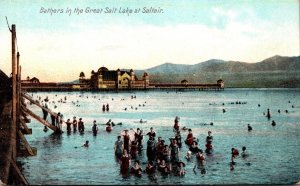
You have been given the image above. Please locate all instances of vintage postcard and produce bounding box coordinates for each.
[0,0,299,185]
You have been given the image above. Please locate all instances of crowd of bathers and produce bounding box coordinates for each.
[111,116,240,179]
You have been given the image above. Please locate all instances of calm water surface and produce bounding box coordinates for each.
[19,89,300,185]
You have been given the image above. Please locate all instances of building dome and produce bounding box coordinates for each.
[143,72,149,77]
[79,72,85,78]
[181,79,188,84]
[217,79,224,83]
[98,67,108,73]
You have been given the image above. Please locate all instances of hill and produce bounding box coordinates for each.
[135,55,300,88]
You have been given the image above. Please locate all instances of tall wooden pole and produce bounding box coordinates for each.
[16,52,20,154]
[17,52,20,122]
[12,24,17,161]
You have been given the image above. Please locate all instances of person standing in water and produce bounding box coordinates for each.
[130,160,142,177]
[147,136,157,162]
[173,116,180,132]
[146,127,156,138]
[78,118,84,133]
[42,101,48,120]
[185,129,194,146]
[66,119,71,133]
[206,131,213,142]
[134,128,143,153]
[130,139,139,159]
[177,161,186,176]
[120,149,131,176]
[114,136,124,161]
[51,106,58,126]
[175,130,182,148]
[170,138,179,165]
[72,116,77,132]
[266,108,271,119]
[123,129,131,154]
[92,120,99,136]
[145,161,157,180]
[56,112,62,130]
[231,148,239,163]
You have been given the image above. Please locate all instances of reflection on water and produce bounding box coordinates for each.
[19,89,300,184]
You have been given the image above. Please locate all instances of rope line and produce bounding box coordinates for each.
[6,16,20,54]
[5,16,12,32]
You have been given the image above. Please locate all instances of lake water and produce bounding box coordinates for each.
[19,89,300,185]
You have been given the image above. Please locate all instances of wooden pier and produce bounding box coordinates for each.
[0,24,62,185]
[21,82,224,92]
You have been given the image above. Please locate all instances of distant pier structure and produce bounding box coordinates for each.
[150,79,224,91]
[21,68,224,91]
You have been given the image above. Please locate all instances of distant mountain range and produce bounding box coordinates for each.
[134,55,300,88]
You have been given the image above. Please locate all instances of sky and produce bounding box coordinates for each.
[0,0,299,82]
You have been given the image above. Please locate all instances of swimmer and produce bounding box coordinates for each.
[43,126,48,132]
[145,161,157,180]
[196,149,205,166]
[185,129,194,146]
[271,120,276,126]
[82,140,89,147]
[247,124,252,131]
[231,148,239,163]
[185,151,192,161]
[241,146,248,158]
[189,141,200,153]
[130,160,142,177]
[177,161,186,176]
[206,131,213,144]
[182,126,188,131]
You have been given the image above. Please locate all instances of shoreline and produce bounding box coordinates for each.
[21,87,300,93]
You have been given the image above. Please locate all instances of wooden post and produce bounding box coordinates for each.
[20,119,32,135]
[16,52,20,154]
[8,158,28,185]
[17,130,35,156]
[11,24,17,161]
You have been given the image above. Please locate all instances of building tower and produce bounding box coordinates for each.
[79,72,85,83]
[143,72,149,89]
[217,79,224,88]
[117,68,121,89]
[130,69,135,88]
